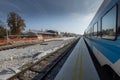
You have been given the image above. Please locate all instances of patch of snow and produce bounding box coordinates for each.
[0,37,75,79]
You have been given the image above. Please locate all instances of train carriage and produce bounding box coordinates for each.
[84,0,120,78]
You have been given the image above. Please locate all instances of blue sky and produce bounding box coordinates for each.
[0,0,103,34]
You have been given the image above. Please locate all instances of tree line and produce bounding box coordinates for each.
[0,12,26,38]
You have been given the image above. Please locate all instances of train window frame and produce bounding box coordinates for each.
[117,1,120,36]
[93,22,98,37]
[101,5,118,40]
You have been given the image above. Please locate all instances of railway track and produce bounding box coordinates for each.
[0,40,43,51]
[8,38,79,80]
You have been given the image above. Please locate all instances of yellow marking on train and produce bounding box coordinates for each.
[79,50,82,80]
[72,51,79,80]
[72,44,83,80]
[79,44,83,80]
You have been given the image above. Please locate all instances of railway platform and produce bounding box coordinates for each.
[55,37,100,80]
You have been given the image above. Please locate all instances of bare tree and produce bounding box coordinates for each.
[0,21,6,38]
[7,12,26,35]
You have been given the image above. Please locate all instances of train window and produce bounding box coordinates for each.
[101,6,117,39]
[98,21,101,38]
[90,27,93,37]
[94,23,98,37]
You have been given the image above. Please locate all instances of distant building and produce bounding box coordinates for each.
[24,30,58,40]
[46,30,58,35]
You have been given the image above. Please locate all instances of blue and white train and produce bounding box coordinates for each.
[84,0,120,78]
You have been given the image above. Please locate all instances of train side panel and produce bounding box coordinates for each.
[84,0,120,77]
